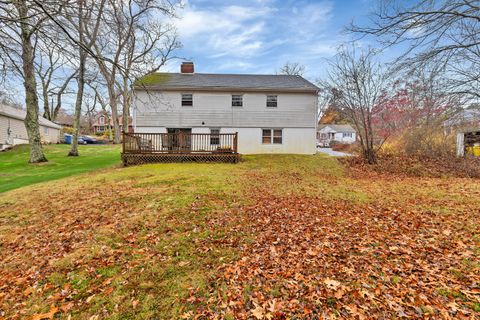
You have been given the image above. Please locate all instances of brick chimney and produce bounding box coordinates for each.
[180,62,194,73]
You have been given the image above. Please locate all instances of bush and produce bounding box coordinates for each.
[380,125,456,158]
[61,126,74,135]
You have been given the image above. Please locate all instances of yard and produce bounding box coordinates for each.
[0,144,121,193]
[0,153,479,319]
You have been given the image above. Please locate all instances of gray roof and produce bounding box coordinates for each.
[318,124,356,133]
[134,72,320,93]
[0,104,62,129]
[444,109,480,127]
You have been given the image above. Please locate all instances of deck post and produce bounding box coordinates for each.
[234,132,238,153]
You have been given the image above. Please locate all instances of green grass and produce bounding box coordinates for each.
[0,144,121,192]
[1,154,479,318]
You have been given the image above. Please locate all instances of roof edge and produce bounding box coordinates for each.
[133,85,319,94]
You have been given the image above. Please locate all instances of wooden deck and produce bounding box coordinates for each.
[121,132,241,165]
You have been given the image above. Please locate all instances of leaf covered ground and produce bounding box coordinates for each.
[0,154,479,319]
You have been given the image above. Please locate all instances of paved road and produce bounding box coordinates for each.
[317,147,352,157]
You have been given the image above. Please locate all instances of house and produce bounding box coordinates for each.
[0,103,61,150]
[443,108,480,135]
[130,62,319,157]
[92,111,133,134]
[317,124,356,147]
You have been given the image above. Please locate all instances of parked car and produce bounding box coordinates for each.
[64,134,87,145]
[80,135,98,144]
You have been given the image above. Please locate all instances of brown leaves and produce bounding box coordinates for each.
[194,186,480,319]
[30,305,58,320]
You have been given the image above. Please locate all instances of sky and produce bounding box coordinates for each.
[166,0,377,81]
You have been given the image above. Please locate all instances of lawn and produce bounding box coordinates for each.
[0,154,478,319]
[0,144,121,193]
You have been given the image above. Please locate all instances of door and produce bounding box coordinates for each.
[167,128,192,151]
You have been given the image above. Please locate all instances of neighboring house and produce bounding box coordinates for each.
[0,104,61,149]
[132,62,319,154]
[317,124,356,146]
[443,108,480,134]
[92,112,133,134]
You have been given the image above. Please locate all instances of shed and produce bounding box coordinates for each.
[456,129,480,156]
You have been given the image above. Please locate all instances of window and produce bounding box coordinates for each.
[262,129,271,144]
[262,129,282,144]
[343,132,353,138]
[44,127,49,135]
[266,95,277,108]
[99,116,105,125]
[232,95,243,107]
[210,128,220,145]
[273,129,283,144]
[181,94,193,106]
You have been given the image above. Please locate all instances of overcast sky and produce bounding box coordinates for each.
[165,0,377,81]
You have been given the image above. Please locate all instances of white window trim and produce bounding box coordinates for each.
[266,95,278,108]
[210,128,220,145]
[231,94,243,107]
[262,128,283,145]
[181,93,193,107]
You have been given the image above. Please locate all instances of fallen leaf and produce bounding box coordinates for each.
[251,305,265,319]
[324,278,341,290]
[30,305,58,320]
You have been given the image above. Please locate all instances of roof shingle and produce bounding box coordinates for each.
[0,104,62,129]
[134,73,319,92]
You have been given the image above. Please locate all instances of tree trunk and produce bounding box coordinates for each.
[122,75,130,133]
[68,53,85,156]
[108,84,121,143]
[69,0,86,156]
[16,0,47,163]
[42,86,51,120]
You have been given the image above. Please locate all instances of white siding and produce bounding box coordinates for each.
[317,127,356,145]
[134,91,317,129]
[133,89,317,154]
[0,114,61,145]
[135,126,316,154]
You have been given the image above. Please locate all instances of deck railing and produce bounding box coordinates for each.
[122,132,238,154]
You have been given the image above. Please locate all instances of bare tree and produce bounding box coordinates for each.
[35,34,76,122]
[278,61,306,76]
[56,0,105,156]
[90,0,179,143]
[0,0,50,162]
[349,0,480,99]
[319,46,388,164]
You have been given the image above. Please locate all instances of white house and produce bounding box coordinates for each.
[317,124,356,147]
[0,104,61,150]
[131,62,319,155]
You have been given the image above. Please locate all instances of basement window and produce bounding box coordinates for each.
[181,94,193,106]
[262,129,282,144]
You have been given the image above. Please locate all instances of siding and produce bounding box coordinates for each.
[135,126,317,154]
[0,114,60,145]
[134,91,317,129]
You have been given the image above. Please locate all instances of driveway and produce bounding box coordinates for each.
[317,147,352,157]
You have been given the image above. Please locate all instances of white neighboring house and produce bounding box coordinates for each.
[0,104,61,150]
[132,62,319,155]
[317,124,356,147]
